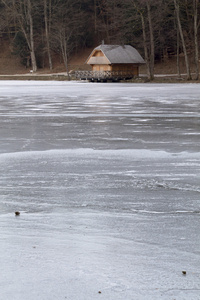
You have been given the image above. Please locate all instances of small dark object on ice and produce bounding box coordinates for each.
[98,291,101,294]
[182,271,186,275]
[15,211,20,216]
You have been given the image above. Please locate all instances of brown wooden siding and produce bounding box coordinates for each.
[111,64,139,75]
[92,64,111,71]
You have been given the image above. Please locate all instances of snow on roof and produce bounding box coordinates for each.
[87,44,145,65]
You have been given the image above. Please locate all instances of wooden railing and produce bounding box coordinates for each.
[75,70,136,81]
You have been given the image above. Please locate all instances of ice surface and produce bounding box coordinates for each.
[0,81,200,299]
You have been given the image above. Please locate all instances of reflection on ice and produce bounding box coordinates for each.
[0,81,200,300]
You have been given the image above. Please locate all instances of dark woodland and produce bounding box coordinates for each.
[0,0,199,79]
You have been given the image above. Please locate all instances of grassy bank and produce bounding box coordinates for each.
[0,74,71,81]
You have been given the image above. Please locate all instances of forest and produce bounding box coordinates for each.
[0,0,199,80]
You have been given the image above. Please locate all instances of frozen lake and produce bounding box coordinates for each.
[0,81,200,299]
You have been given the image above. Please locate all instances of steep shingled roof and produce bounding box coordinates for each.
[87,44,145,65]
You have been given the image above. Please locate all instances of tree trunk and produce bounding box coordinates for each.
[146,2,154,80]
[193,0,199,80]
[140,12,150,79]
[44,0,53,70]
[174,0,191,80]
[30,50,37,72]
[176,23,181,77]
[27,0,37,72]
[94,0,97,34]
[60,34,69,75]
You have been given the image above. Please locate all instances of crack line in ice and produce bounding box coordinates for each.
[0,148,199,160]
[131,209,200,215]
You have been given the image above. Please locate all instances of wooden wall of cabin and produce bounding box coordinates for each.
[111,64,139,75]
[92,64,112,71]
[91,64,139,75]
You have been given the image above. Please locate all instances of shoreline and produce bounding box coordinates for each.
[0,73,199,83]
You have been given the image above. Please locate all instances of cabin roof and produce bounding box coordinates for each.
[86,44,145,65]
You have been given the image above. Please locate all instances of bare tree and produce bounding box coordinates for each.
[1,0,37,72]
[140,10,151,79]
[193,0,199,80]
[176,23,181,77]
[50,0,84,74]
[174,0,191,80]
[26,0,37,72]
[44,0,52,70]
[146,1,154,80]
[0,4,8,36]
[94,0,125,44]
[128,0,155,80]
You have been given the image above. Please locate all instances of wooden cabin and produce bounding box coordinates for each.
[75,44,145,81]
